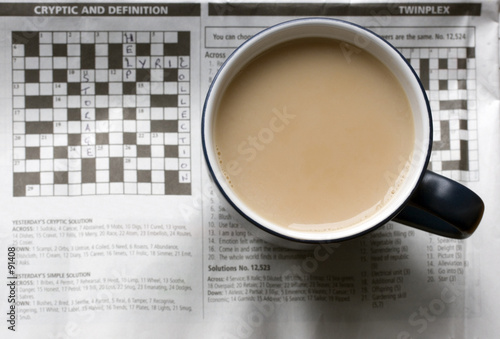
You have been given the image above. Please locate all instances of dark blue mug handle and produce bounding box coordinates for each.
[393,170,484,239]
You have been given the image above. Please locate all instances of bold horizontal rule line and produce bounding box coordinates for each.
[0,3,200,16]
[208,3,481,16]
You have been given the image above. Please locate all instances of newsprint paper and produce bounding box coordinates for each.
[0,1,499,338]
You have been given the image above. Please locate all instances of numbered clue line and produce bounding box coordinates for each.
[7,246,17,332]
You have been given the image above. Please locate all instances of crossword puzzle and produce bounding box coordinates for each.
[401,46,478,182]
[12,31,191,196]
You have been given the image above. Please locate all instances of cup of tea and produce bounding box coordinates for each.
[202,18,484,249]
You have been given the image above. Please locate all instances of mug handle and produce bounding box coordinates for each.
[393,170,484,239]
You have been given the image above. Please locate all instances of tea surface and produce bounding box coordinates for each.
[215,38,414,231]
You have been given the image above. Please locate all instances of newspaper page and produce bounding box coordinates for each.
[0,1,498,338]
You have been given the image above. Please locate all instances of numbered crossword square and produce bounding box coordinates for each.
[12,31,191,196]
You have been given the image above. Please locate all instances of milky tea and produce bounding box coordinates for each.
[214,38,415,232]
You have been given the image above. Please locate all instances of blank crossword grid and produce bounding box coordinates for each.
[12,31,191,196]
[401,46,478,182]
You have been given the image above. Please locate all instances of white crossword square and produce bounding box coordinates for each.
[137,120,150,132]
[96,170,109,183]
[40,147,53,159]
[82,184,96,195]
[96,157,109,170]
[13,70,25,82]
[165,158,178,170]
[164,107,177,120]
[25,57,39,69]
[40,159,53,171]
[26,159,40,172]
[13,148,25,160]
[40,185,53,196]
[138,183,151,195]
[40,57,53,69]
[137,158,151,170]
[53,134,68,146]
[151,158,164,170]
[54,159,68,171]
[109,145,123,157]
[124,170,137,182]
[124,183,137,194]
[109,133,123,145]
[152,183,165,194]
[110,183,124,194]
[26,134,40,147]
[13,122,25,134]
[54,184,68,196]
[96,183,109,195]
[152,171,164,183]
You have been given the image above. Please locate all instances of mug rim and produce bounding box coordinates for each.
[202,17,433,244]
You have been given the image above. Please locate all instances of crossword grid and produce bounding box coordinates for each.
[401,46,478,181]
[12,31,191,196]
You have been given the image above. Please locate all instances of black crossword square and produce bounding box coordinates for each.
[457,59,467,69]
[123,108,136,120]
[81,44,95,69]
[439,80,448,90]
[68,134,81,146]
[137,170,152,183]
[164,69,178,82]
[122,82,136,95]
[82,158,96,183]
[25,70,39,83]
[136,69,150,82]
[136,43,151,56]
[52,44,67,57]
[25,96,52,109]
[68,108,81,121]
[67,83,81,95]
[164,145,178,157]
[25,147,40,160]
[108,44,123,69]
[137,145,151,157]
[123,133,136,144]
[96,108,109,120]
[54,146,68,159]
[54,171,68,184]
[96,133,109,145]
[95,82,108,95]
[53,69,67,83]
